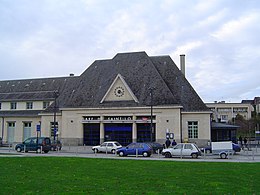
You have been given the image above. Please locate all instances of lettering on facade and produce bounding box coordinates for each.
[104,116,132,121]
[83,116,100,121]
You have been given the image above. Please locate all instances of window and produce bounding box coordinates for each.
[26,102,33,109]
[10,102,17,110]
[188,121,198,139]
[50,122,59,137]
[220,115,228,122]
[184,144,193,150]
[43,101,50,109]
[23,122,32,140]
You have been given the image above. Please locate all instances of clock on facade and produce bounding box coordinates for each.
[114,86,125,97]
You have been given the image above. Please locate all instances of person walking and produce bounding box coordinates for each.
[172,139,177,146]
[244,137,249,150]
[239,136,243,147]
[165,139,171,148]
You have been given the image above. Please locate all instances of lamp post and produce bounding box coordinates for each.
[149,87,155,142]
[53,90,59,141]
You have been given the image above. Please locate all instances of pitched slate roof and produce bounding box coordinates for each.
[0,52,209,112]
[56,51,209,111]
[0,76,78,101]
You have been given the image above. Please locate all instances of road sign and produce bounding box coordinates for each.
[36,124,41,132]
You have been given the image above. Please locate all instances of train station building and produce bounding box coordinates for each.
[0,52,211,146]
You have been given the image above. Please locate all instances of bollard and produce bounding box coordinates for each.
[252,148,255,161]
[106,146,108,155]
[95,148,97,156]
[41,146,43,154]
[136,149,138,157]
[24,145,26,153]
[158,149,160,158]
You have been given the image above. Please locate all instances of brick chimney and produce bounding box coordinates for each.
[180,54,185,76]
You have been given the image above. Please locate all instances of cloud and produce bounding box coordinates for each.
[0,0,259,102]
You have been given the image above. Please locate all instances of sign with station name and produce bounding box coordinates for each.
[104,116,132,121]
[83,116,100,121]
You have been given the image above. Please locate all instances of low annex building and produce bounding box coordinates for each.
[0,52,211,146]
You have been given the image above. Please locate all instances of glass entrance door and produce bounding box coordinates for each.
[104,124,132,146]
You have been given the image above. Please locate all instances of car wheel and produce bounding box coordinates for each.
[191,153,198,158]
[36,148,41,153]
[220,153,227,159]
[93,148,99,153]
[206,149,211,154]
[51,146,54,151]
[16,147,22,152]
[44,150,49,153]
[143,152,149,157]
[119,151,124,157]
[111,149,116,154]
[165,152,172,158]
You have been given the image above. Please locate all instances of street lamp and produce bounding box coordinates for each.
[149,87,155,142]
[53,90,59,141]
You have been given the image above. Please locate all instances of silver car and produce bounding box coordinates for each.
[162,143,201,158]
[92,141,122,154]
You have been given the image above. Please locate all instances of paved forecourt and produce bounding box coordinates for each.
[1,145,260,162]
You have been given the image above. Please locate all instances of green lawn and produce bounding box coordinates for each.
[0,157,259,194]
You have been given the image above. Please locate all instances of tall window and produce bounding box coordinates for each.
[26,102,33,109]
[10,102,17,110]
[23,122,32,140]
[50,122,59,137]
[43,101,50,109]
[188,121,198,138]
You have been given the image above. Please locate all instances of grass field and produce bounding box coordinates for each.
[0,157,259,194]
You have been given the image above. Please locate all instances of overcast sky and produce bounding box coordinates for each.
[0,0,259,103]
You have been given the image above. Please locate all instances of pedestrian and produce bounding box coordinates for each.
[239,136,243,147]
[172,139,177,146]
[244,137,248,150]
[165,139,171,148]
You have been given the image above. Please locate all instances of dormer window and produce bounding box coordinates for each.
[43,101,50,109]
[26,102,33,110]
[10,102,17,110]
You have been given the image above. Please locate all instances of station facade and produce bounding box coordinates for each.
[0,52,211,147]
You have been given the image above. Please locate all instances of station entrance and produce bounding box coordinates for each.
[104,123,132,146]
[83,123,100,146]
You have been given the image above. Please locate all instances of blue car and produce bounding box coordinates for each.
[117,143,152,157]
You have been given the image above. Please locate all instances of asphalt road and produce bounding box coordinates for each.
[1,145,260,162]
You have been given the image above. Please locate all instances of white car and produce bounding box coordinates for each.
[92,141,122,154]
[162,143,201,158]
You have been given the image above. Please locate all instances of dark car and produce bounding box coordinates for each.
[15,137,51,153]
[116,143,152,157]
[50,140,62,151]
[201,143,241,153]
[145,142,164,154]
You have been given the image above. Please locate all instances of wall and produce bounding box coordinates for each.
[182,112,211,147]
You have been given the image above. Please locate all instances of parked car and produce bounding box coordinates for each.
[200,143,241,154]
[145,142,164,154]
[50,139,62,151]
[117,143,152,157]
[162,143,201,158]
[92,141,122,154]
[15,137,51,153]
